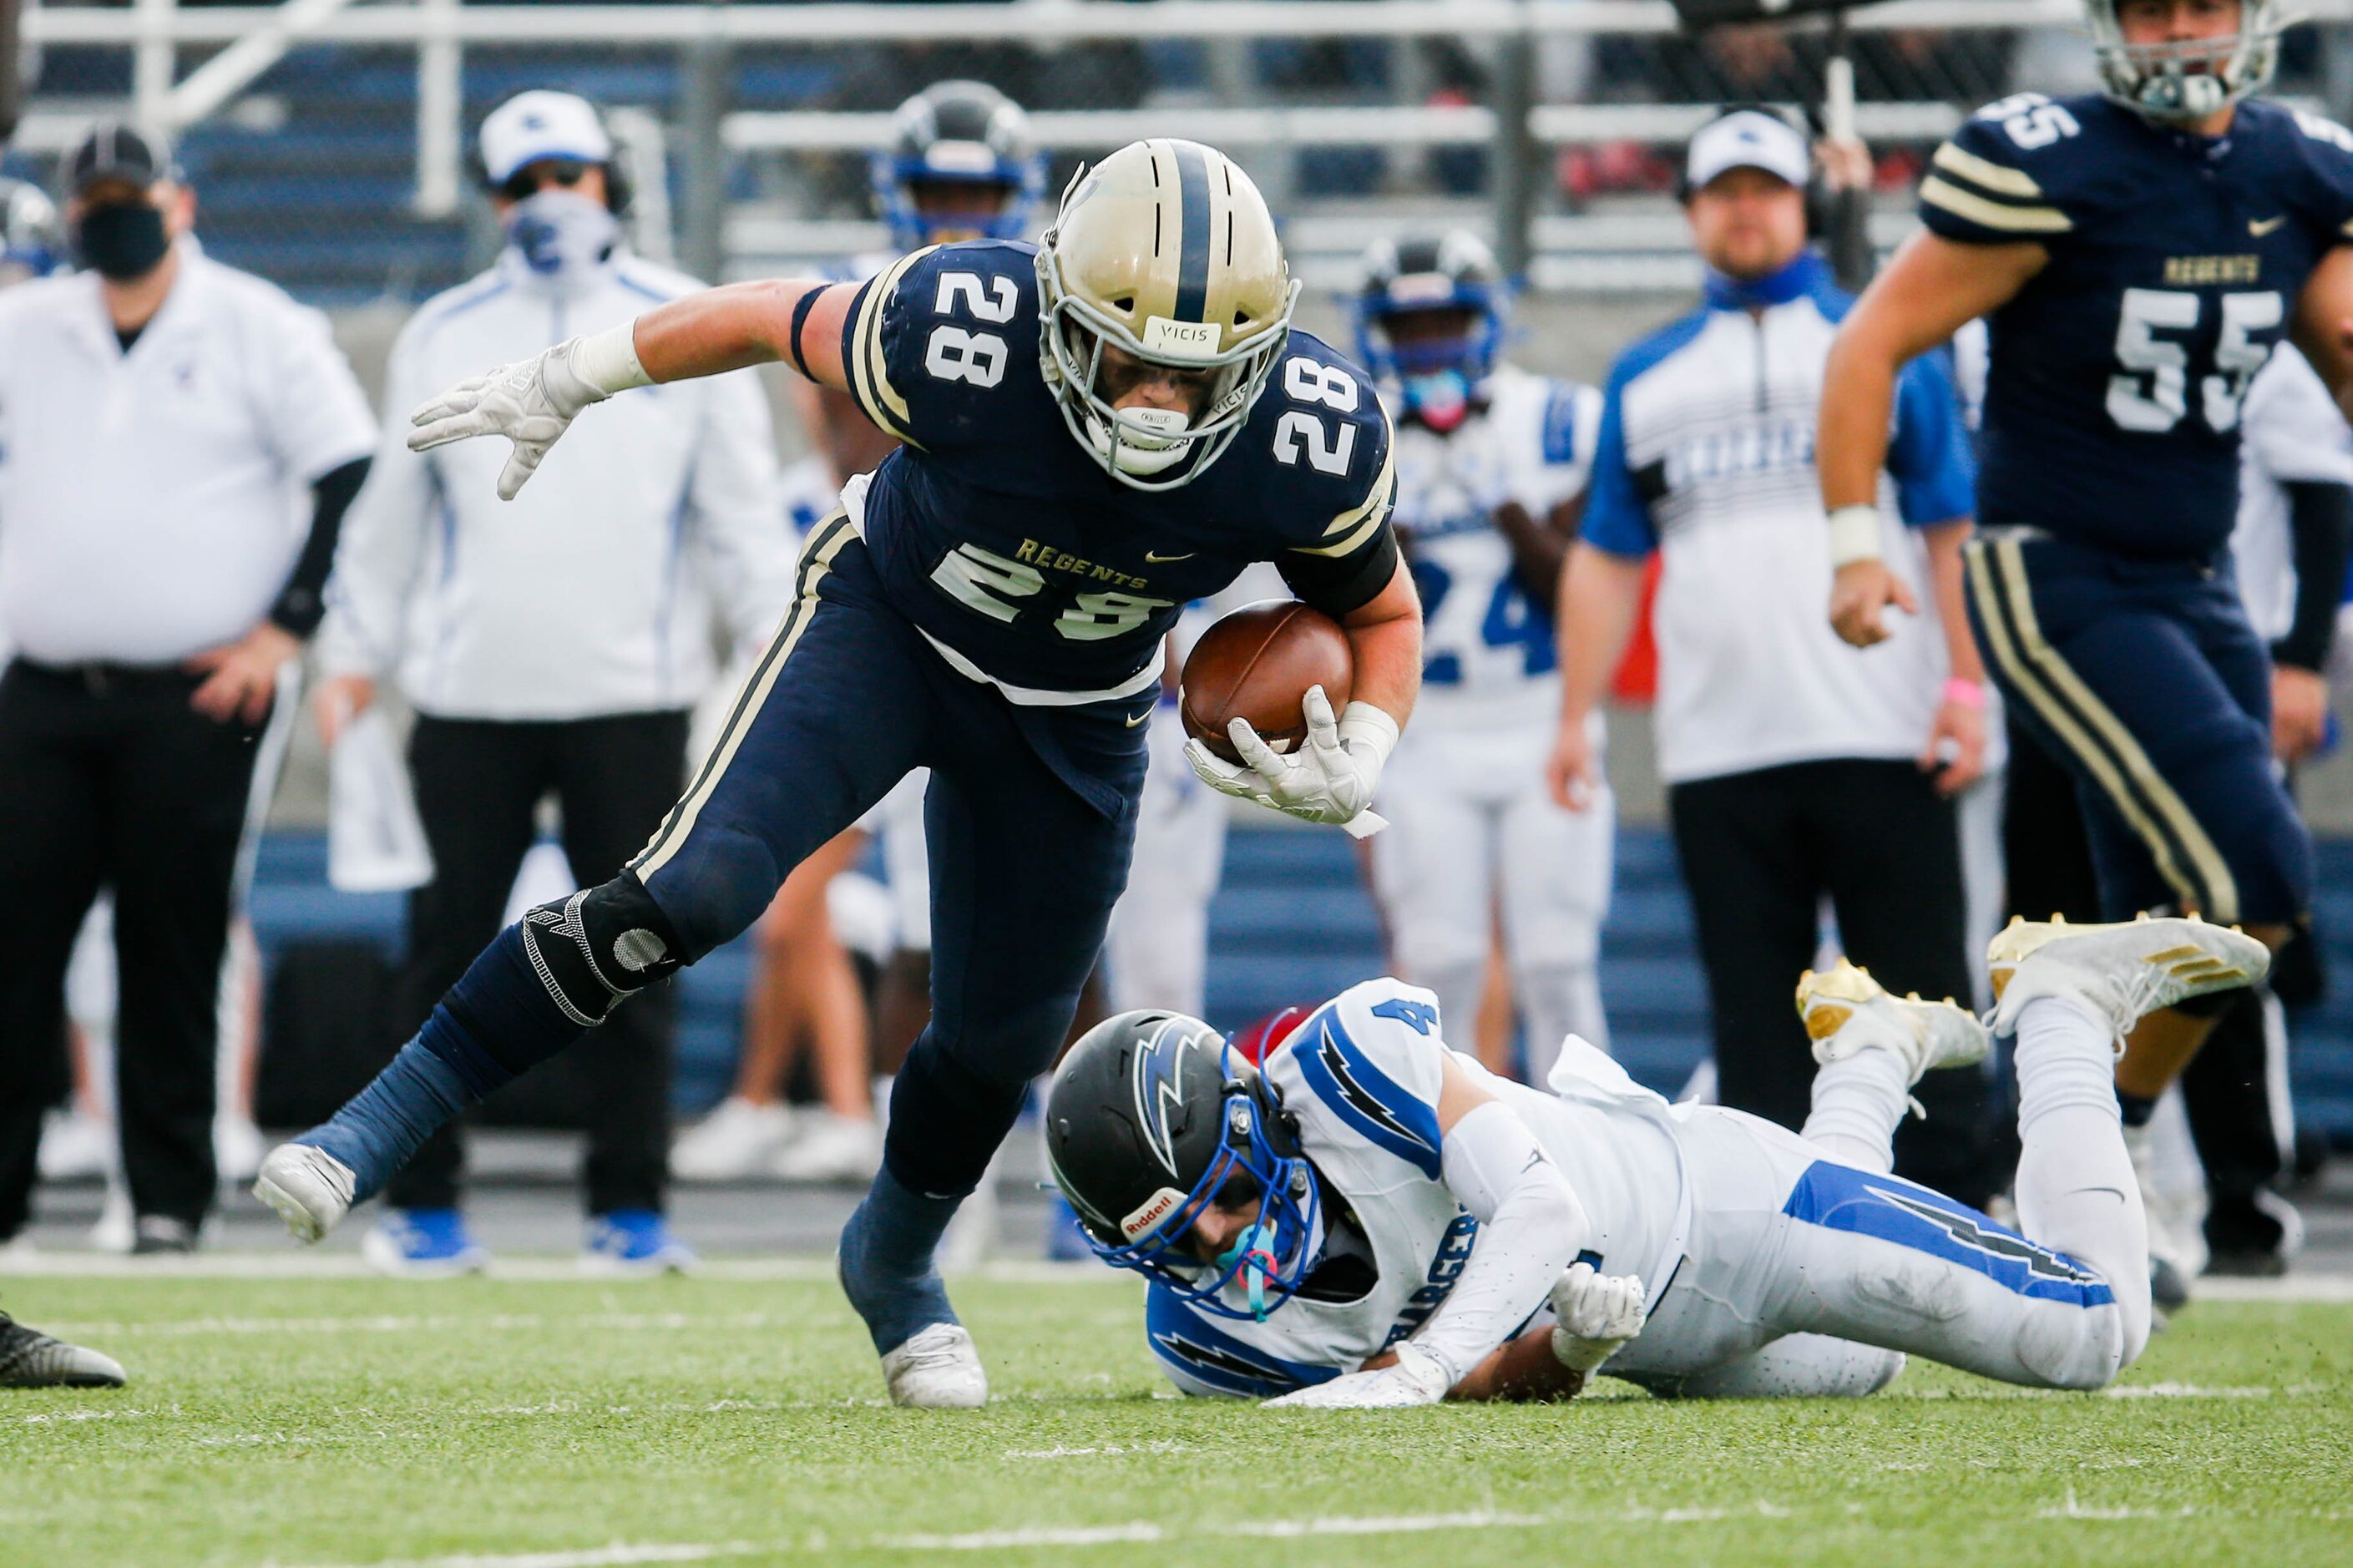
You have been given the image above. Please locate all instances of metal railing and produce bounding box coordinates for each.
[19,0,2353,292]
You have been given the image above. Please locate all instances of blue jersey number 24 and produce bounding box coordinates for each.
[1411,558,1557,684]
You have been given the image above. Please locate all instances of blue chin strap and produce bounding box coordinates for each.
[1354,284,1509,426]
[1080,1042,1321,1323]
[871,154,1045,253]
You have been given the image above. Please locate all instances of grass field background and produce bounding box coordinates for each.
[3,1269,2349,1567]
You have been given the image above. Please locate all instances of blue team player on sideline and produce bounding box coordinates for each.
[1819,0,2353,1315]
[251,139,1422,1407]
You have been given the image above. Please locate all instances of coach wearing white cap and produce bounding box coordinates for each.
[0,122,377,1253]
[1544,108,2001,1204]
[313,90,791,1277]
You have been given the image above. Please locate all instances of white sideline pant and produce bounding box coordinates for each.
[1607,1106,2126,1397]
[1106,708,1227,1019]
[1370,714,1613,1076]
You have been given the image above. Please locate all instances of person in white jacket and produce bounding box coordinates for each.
[312,91,792,1277]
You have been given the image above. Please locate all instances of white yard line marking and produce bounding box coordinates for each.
[43,1313,796,1338]
[271,1545,773,1568]
[0,1252,1103,1284]
[2037,1487,2198,1521]
[1003,1440,1193,1459]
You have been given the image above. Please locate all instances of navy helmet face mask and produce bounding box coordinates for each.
[2087,0,2289,123]
[1045,1010,1322,1323]
[1355,231,1508,432]
[873,79,1045,253]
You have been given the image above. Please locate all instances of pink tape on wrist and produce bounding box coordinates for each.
[1943,677,1987,710]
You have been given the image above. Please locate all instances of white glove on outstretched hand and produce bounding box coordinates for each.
[1185,685,1397,838]
[408,321,649,500]
[1549,1262,1647,1373]
[1262,1342,1451,1410]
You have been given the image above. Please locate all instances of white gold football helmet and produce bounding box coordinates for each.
[2086,0,2295,122]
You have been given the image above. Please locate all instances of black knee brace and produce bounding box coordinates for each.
[518,875,685,1029]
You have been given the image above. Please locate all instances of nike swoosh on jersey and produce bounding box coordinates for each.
[1126,708,1153,726]
[1144,550,1196,563]
[2250,215,2289,236]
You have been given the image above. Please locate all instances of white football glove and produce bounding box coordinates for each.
[1262,1342,1451,1410]
[407,339,610,500]
[1184,685,1396,838]
[1549,1262,1647,1373]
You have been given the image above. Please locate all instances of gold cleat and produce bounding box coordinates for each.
[1985,913,2269,1040]
[1795,958,1988,1085]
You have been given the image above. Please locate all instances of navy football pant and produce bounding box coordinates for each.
[628,520,1146,1198]
[1966,534,2312,927]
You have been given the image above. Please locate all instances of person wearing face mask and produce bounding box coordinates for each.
[0,123,377,1256]
[310,91,792,1278]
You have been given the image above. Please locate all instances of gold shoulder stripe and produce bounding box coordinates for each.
[847,246,934,444]
[1920,177,2074,235]
[1932,142,2044,200]
[1295,438,1396,559]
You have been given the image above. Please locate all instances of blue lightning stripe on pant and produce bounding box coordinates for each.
[1784,1161,2116,1308]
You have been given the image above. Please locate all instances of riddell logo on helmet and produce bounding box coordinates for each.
[1142,316,1222,360]
[1121,1186,1187,1240]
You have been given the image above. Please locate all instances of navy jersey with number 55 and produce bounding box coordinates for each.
[1921,94,2353,560]
[835,240,1398,695]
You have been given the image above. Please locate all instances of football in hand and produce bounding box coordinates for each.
[1179,600,1354,766]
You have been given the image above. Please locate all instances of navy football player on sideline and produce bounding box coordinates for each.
[252,139,1419,1407]
[1819,0,2353,1333]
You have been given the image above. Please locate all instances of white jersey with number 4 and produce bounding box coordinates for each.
[1144,979,1683,1398]
[1390,366,1602,731]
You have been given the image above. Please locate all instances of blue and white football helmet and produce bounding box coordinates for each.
[870,79,1045,253]
[1045,1009,1323,1323]
[2086,0,2291,122]
[1355,230,1509,432]
[0,178,64,286]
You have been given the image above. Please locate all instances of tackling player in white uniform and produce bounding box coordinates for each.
[1355,234,1611,1075]
[1045,914,2266,1405]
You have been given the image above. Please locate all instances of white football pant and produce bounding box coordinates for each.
[1106,708,1227,1018]
[1371,713,1612,1079]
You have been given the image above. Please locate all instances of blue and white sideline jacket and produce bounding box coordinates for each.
[1580,249,1975,784]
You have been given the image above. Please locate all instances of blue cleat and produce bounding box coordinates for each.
[582,1209,696,1277]
[360,1207,489,1279]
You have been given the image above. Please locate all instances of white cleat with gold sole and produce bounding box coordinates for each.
[1795,958,1988,1085]
[1986,914,2270,1044]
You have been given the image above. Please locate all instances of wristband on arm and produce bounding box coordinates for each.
[567,318,652,397]
[1826,504,1882,569]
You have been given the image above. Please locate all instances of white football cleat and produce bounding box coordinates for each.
[880,1323,989,1409]
[670,1097,796,1182]
[251,1144,357,1244]
[1795,958,1988,1085]
[770,1110,883,1184]
[1987,915,2270,1042]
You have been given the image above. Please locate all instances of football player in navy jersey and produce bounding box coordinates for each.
[252,139,1420,1407]
[1819,0,2353,1324]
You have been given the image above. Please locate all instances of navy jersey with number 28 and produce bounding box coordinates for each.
[1921,94,2353,560]
[835,240,1398,695]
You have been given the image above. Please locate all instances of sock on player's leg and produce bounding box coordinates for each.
[837,1039,1030,1353]
[2013,993,2152,1368]
[837,1166,962,1355]
[295,924,585,1202]
[1800,1046,1913,1175]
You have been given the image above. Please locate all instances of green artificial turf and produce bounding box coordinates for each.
[2,1271,2347,1567]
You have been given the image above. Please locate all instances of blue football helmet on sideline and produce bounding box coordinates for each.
[1355,230,1509,432]
[0,178,64,286]
[871,80,1045,253]
[1045,1009,1323,1323]
[2086,0,2291,123]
